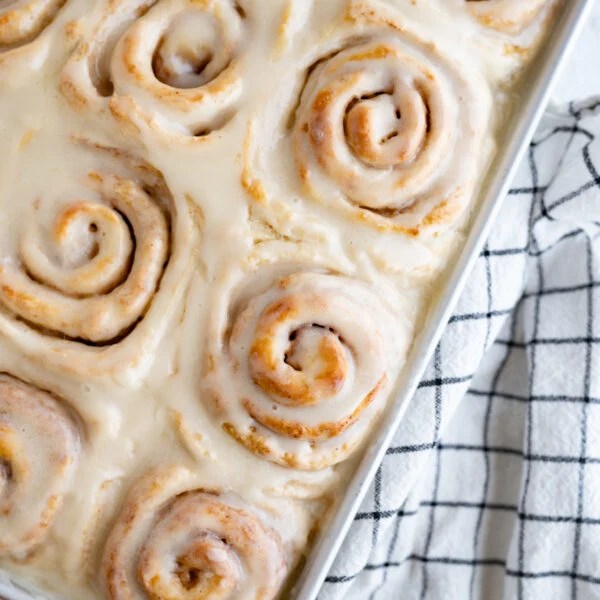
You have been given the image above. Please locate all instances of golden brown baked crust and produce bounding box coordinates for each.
[465,0,548,34]
[0,0,65,48]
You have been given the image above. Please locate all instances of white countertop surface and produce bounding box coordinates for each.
[553,0,600,104]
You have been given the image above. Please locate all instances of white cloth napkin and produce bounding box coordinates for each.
[321,97,600,600]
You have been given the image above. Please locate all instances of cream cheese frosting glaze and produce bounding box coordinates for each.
[290,30,489,232]
[0,0,561,598]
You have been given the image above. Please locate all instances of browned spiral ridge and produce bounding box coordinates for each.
[0,0,65,51]
[465,0,548,33]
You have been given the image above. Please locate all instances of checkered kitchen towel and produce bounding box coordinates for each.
[321,98,600,600]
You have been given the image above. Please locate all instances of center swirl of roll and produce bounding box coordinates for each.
[151,10,234,90]
[136,500,247,600]
[343,82,428,169]
[249,296,350,406]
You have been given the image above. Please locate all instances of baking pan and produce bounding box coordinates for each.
[0,0,594,599]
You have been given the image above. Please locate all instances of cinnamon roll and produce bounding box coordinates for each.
[292,33,489,233]
[61,0,246,139]
[0,173,168,342]
[102,466,287,600]
[464,0,548,34]
[0,374,80,559]
[206,271,410,470]
[0,145,193,379]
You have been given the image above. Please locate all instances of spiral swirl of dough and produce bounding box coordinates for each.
[292,34,489,233]
[207,271,409,470]
[465,0,547,34]
[0,374,80,559]
[61,0,245,139]
[102,467,287,600]
[0,0,64,49]
[0,172,169,343]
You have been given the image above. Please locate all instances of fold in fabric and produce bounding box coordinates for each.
[323,97,600,600]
